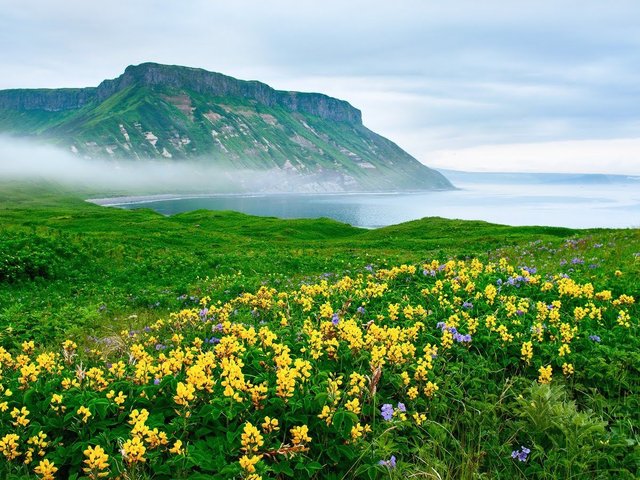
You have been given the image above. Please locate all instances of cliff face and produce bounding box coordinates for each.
[0,63,452,192]
[0,88,97,112]
[0,63,362,124]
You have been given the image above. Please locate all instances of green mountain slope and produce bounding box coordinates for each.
[0,63,452,191]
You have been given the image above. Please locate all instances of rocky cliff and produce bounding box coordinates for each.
[0,63,451,192]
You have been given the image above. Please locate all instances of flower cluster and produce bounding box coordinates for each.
[0,255,635,478]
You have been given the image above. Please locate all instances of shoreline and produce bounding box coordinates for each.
[86,189,454,206]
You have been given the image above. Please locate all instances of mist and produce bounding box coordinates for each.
[0,137,342,197]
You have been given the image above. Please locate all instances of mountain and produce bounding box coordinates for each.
[0,63,452,192]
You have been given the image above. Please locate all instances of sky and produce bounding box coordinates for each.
[1,0,640,174]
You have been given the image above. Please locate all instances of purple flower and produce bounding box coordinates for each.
[571,257,584,265]
[462,301,473,309]
[379,455,397,468]
[365,264,374,272]
[332,313,340,326]
[380,403,394,421]
[357,306,366,314]
[155,343,166,351]
[396,402,406,412]
[511,446,530,462]
[516,309,524,316]
[589,335,601,343]
[154,378,161,385]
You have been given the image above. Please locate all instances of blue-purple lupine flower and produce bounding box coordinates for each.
[589,335,601,343]
[520,266,537,274]
[380,404,394,421]
[357,306,366,314]
[571,257,584,265]
[511,446,531,462]
[378,455,397,468]
[365,264,374,272]
[332,313,340,326]
[155,343,166,351]
[453,333,472,343]
[462,301,473,309]
[396,402,406,412]
[423,269,436,277]
[153,378,161,385]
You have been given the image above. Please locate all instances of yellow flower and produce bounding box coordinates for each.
[114,391,127,406]
[345,398,361,414]
[239,454,262,473]
[22,340,35,354]
[349,422,371,442]
[77,406,92,423]
[11,406,30,427]
[290,425,311,446]
[241,422,264,453]
[558,344,571,357]
[50,393,65,413]
[562,363,574,376]
[0,433,21,460]
[34,458,58,480]
[261,416,280,433]
[83,445,110,479]
[538,365,553,384]
[169,439,185,455]
[520,341,533,364]
[174,381,196,406]
[122,436,146,464]
[424,381,439,398]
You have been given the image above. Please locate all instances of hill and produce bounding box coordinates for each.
[0,63,452,192]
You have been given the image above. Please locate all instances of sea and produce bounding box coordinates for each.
[97,172,640,229]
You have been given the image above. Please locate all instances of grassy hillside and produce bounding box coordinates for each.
[0,182,638,479]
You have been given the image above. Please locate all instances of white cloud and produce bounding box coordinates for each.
[428,138,640,175]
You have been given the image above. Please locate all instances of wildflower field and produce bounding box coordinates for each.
[0,184,638,479]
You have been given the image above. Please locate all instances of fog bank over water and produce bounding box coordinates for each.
[0,138,350,194]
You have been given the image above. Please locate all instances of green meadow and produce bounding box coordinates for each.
[0,182,638,479]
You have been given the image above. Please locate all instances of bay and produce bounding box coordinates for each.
[100,174,640,229]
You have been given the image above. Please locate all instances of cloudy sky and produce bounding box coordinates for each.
[2,0,639,174]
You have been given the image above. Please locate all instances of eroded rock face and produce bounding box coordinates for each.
[0,63,362,124]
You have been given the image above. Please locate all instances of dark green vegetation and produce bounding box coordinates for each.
[0,182,638,479]
[0,63,451,191]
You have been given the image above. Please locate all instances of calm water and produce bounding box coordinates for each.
[107,179,640,229]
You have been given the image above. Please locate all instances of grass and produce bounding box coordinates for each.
[0,181,638,479]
